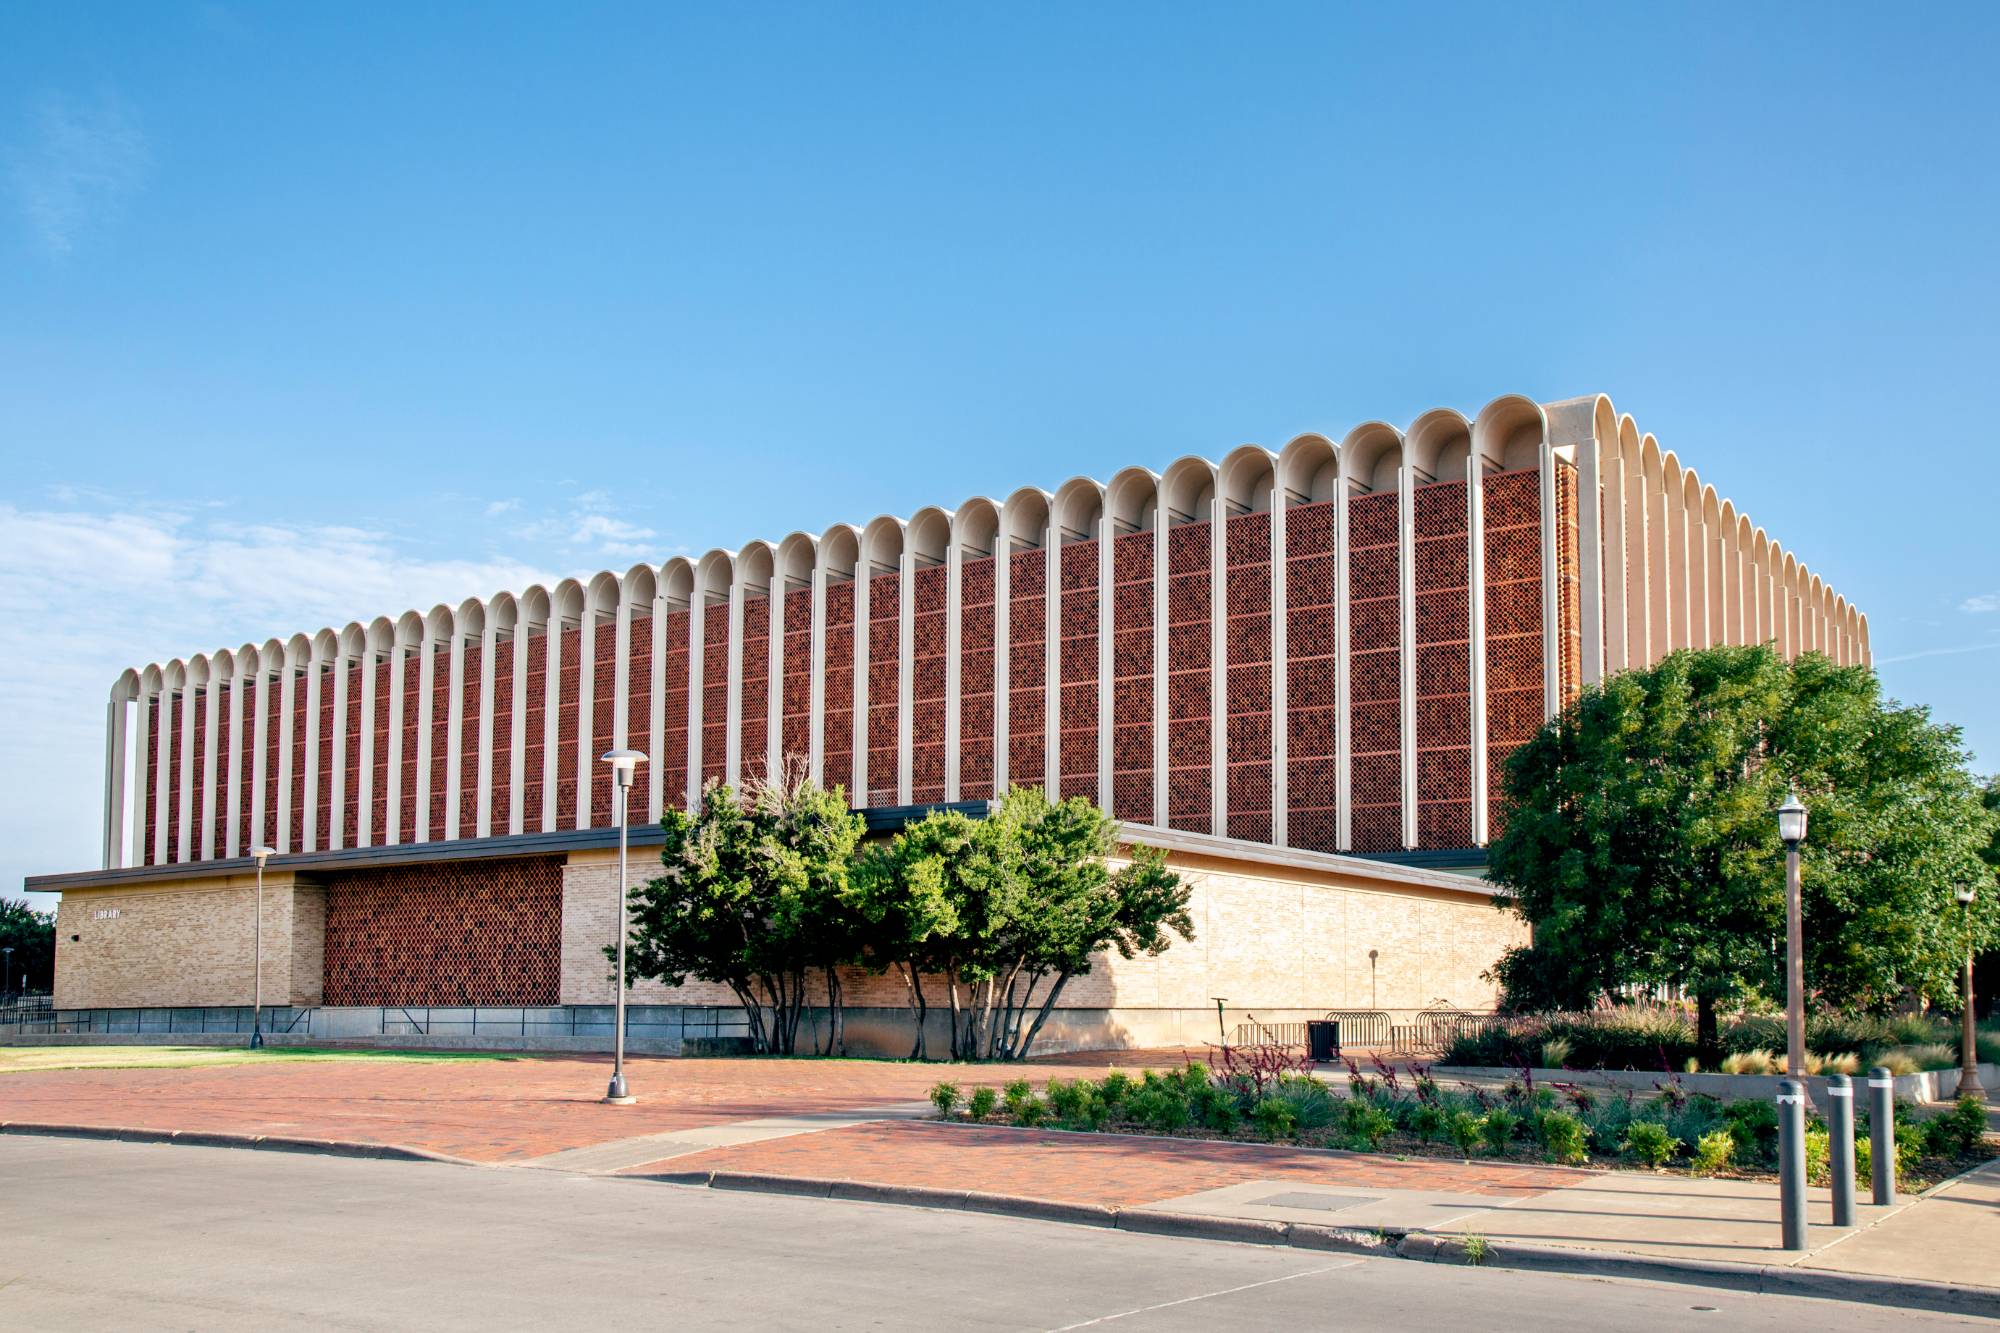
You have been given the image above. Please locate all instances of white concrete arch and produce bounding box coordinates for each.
[1159,456,1223,835]
[137,663,164,865]
[1413,407,1482,845]
[1344,420,1419,847]
[945,499,1000,802]
[1474,394,1548,475]
[254,639,284,852]
[651,561,693,812]
[1407,407,1470,485]
[904,507,952,806]
[1640,437,1669,666]
[105,667,141,867]
[1729,511,1753,647]
[1856,608,1870,667]
[1103,467,1162,825]
[273,638,306,853]
[1750,529,1773,647]
[1546,395,1619,685]
[1617,416,1649,667]
[771,534,816,795]
[385,611,421,846]
[1219,446,1277,842]
[995,487,1050,795]
[1832,593,1850,665]
[451,597,487,841]
[545,580,585,830]
[1805,570,1825,657]
[1780,553,1800,659]
[692,551,735,799]
[327,625,364,851]
[202,649,233,863]
[160,659,188,865]
[812,527,859,796]
[480,594,517,836]
[1660,453,1690,653]
[360,617,393,845]
[1051,477,1106,807]
[730,543,775,793]
[856,518,905,806]
[227,644,259,858]
[1700,486,1723,649]
[1273,437,1341,849]
[182,654,212,866]
[1340,422,1405,851]
[417,606,454,843]
[578,570,622,828]
[617,563,659,824]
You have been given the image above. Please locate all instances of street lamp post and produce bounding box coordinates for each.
[3,946,14,1000]
[602,748,646,1105]
[1957,886,1984,1099]
[251,846,275,1048]
[1777,792,1809,1076]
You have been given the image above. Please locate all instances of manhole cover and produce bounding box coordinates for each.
[1248,1192,1371,1212]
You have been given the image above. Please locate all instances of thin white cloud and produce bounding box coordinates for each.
[1962,592,2000,614]
[7,93,150,255]
[484,498,522,517]
[1875,641,2000,666]
[0,499,557,900]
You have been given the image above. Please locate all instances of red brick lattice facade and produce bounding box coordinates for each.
[320,856,563,1005]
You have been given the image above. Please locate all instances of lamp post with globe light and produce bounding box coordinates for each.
[1957,886,1985,1099]
[601,748,645,1105]
[1776,792,1808,1076]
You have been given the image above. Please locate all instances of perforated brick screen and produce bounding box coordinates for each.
[1348,489,1401,852]
[821,580,855,801]
[958,555,996,800]
[701,605,729,789]
[1413,479,1471,849]
[1483,467,1544,839]
[1285,499,1338,853]
[1225,510,1272,843]
[320,856,562,1006]
[1058,540,1099,806]
[661,610,690,811]
[1165,521,1210,832]
[1008,548,1046,789]
[740,595,770,788]
[866,569,900,805]
[1110,528,1154,823]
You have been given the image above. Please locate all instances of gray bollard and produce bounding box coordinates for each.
[1868,1065,1896,1206]
[1827,1073,1856,1226]
[1777,1077,1809,1250]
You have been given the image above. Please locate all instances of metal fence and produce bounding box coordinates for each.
[0,1003,750,1046]
[1228,1010,1395,1050]
[1389,1009,1509,1056]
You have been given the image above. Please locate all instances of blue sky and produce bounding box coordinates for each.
[3,3,1997,901]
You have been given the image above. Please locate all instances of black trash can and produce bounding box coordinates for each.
[1306,1019,1339,1063]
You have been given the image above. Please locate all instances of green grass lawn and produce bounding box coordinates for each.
[0,1045,528,1074]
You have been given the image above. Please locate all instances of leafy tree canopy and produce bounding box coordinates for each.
[1488,646,1997,1033]
[0,898,56,995]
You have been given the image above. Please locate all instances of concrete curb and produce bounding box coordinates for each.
[648,1167,2000,1315]
[1394,1232,2000,1319]
[0,1121,477,1168]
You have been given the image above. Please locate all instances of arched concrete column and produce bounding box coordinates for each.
[1275,436,1339,850]
[1661,453,1689,653]
[360,620,392,844]
[511,590,548,834]
[545,582,583,830]
[855,520,903,805]
[691,553,733,797]
[1161,457,1222,836]
[996,488,1049,797]
[907,510,951,805]
[809,532,857,796]
[105,669,140,868]
[945,502,999,802]
[198,651,226,861]
[449,598,485,839]
[1338,422,1404,852]
[178,656,208,864]
[1050,480,1105,807]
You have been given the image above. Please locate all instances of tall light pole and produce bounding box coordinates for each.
[2,946,14,1000]
[1776,791,1808,1076]
[251,846,275,1049]
[1957,885,1984,1099]
[602,748,646,1105]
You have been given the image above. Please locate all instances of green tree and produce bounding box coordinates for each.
[848,826,964,1060]
[1489,646,1997,1058]
[621,764,865,1055]
[0,898,56,995]
[883,787,1194,1061]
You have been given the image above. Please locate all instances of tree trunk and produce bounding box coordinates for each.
[731,981,770,1054]
[825,967,845,1057]
[943,968,959,1060]
[1696,992,1719,1070]
[1015,971,1072,1061]
[899,963,928,1061]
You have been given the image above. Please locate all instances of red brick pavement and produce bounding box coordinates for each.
[0,1055,1165,1164]
[632,1119,1589,1208]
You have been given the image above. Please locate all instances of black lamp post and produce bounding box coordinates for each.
[1957,886,1984,1098]
[602,748,645,1105]
[1776,791,1808,1075]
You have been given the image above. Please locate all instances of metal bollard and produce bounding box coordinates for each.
[1868,1065,1896,1206]
[1826,1073,1856,1226]
[1777,1077,1809,1250]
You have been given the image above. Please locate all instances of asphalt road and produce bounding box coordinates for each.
[0,1136,1975,1330]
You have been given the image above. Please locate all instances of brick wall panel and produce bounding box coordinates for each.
[522,630,547,830]
[701,608,728,790]
[866,570,900,805]
[1164,522,1209,832]
[1007,550,1046,790]
[957,556,996,801]
[489,638,514,835]
[321,856,561,1005]
[660,610,690,812]
[911,564,948,803]
[821,581,854,803]
[740,596,770,790]
[1347,489,1402,852]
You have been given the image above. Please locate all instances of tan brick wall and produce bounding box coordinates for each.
[53,874,324,1010]
[561,847,1526,1016]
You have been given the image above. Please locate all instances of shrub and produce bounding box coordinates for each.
[1666,1093,1726,1148]
[1481,1108,1522,1154]
[1720,1049,1777,1075]
[1407,1103,1446,1143]
[1191,1083,1239,1134]
[1900,1043,1959,1072]
[1875,1049,1922,1077]
[928,1081,961,1118]
[1097,1072,1134,1107]
[1623,1121,1682,1168]
[1722,1098,1779,1166]
[1266,1074,1338,1130]
[1128,1085,1192,1134]
[1252,1098,1299,1140]
[1536,1111,1588,1165]
[1447,1110,1486,1157]
[1347,1103,1395,1150]
[1011,1096,1047,1127]
[1691,1130,1736,1176]
[967,1086,998,1120]
[1816,1051,1861,1076]
[1002,1078,1035,1114]
[1805,1126,1831,1186]
[1925,1096,1990,1158]
[1540,1037,1573,1068]
[1044,1079,1091,1124]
